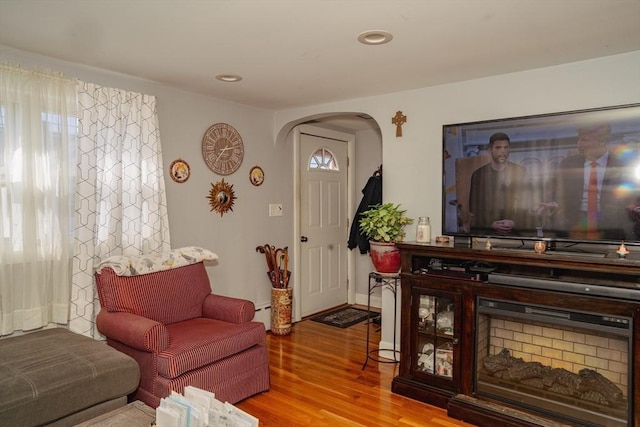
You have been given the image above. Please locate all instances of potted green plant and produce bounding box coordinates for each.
[359,203,413,274]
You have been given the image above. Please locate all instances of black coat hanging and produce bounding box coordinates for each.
[348,167,382,254]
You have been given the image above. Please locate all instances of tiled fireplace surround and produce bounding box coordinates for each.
[477,315,629,397]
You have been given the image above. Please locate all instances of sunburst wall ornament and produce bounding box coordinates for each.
[207,179,237,216]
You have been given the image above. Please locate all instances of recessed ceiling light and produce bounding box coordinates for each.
[357,30,393,45]
[215,74,242,82]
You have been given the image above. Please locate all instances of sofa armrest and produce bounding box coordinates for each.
[202,294,256,323]
[96,310,169,353]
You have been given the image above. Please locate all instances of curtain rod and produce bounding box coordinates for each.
[0,62,77,84]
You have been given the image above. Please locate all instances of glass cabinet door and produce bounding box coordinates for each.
[412,287,460,386]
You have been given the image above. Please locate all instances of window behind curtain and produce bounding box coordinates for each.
[0,110,77,253]
[0,64,78,335]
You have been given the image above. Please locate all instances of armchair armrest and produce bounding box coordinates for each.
[96,310,169,353]
[202,294,255,323]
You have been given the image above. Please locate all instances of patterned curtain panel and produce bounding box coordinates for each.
[0,64,78,336]
[71,82,171,338]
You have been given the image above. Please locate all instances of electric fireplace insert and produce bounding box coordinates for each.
[476,297,632,427]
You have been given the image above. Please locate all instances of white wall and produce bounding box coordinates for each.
[276,51,640,235]
[3,46,639,325]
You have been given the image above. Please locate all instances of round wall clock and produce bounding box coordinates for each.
[202,123,244,175]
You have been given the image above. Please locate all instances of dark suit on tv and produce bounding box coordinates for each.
[554,152,635,240]
[469,162,528,234]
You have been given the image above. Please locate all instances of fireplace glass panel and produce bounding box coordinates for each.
[475,298,631,427]
[416,294,455,378]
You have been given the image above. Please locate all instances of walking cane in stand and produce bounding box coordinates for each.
[277,251,289,288]
[256,244,289,288]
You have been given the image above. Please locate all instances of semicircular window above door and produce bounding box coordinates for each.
[309,148,339,171]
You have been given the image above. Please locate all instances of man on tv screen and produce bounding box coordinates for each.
[540,123,638,241]
[468,132,528,235]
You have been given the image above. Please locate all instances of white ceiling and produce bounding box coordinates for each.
[1,0,639,114]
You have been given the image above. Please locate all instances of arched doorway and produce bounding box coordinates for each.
[278,113,382,320]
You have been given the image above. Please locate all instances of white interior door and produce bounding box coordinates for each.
[299,131,348,316]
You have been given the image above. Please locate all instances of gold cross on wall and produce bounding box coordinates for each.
[392,111,407,137]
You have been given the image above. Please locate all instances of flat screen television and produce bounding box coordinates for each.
[442,104,640,251]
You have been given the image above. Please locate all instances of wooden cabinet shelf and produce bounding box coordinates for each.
[392,242,640,427]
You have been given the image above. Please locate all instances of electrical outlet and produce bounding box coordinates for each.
[269,203,283,217]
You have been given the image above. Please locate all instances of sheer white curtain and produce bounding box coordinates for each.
[0,64,78,335]
[70,81,171,338]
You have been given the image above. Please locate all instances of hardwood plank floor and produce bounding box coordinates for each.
[236,313,476,426]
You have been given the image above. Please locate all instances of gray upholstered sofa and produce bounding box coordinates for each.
[0,327,140,426]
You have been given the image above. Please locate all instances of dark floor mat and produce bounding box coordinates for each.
[310,306,377,328]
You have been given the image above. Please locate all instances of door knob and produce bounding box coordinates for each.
[300,236,308,242]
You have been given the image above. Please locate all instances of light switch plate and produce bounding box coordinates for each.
[269,203,283,217]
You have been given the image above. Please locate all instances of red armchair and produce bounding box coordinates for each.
[95,261,269,408]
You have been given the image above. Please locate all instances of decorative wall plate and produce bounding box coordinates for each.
[169,158,190,183]
[202,123,244,175]
[207,179,237,216]
[249,166,264,186]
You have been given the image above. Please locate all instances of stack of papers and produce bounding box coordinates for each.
[156,386,259,427]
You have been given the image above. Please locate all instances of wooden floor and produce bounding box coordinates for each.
[235,314,476,426]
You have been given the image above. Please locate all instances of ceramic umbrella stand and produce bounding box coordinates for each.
[257,243,292,336]
[270,287,293,336]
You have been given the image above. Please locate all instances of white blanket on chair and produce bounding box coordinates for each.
[95,246,219,276]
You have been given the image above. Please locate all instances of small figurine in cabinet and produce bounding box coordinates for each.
[436,304,454,335]
[417,343,435,374]
[436,342,453,377]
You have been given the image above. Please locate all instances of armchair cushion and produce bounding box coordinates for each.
[158,318,265,378]
[96,263,212,324]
